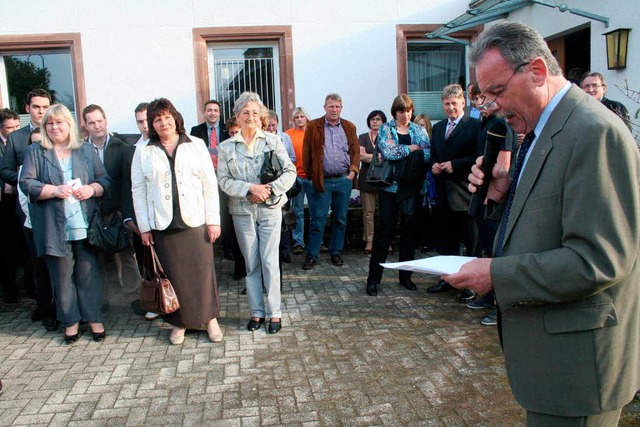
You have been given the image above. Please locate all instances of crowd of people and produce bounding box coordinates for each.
[0,63,634,339]
[0,20,638,424]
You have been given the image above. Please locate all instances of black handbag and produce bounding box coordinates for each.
[260,150,284,206]
[87,207,130,254]
[365,144,393,187]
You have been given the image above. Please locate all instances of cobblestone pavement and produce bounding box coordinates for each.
[1,250,638,426]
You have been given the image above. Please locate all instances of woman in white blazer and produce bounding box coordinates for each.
[131,98,222,345]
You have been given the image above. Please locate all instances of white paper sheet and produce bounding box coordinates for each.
[67,178,82,205]
[380,256,476,275]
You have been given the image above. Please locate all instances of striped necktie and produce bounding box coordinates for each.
[445,120,456,140]
[494,131,536,257]
[209,127,218,168]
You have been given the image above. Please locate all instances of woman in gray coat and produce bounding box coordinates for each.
[20,104,110,344]
[217,92,296,334]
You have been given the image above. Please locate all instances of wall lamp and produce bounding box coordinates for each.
[603,28,630,70]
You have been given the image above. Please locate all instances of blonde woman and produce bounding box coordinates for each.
[20,104,110,344]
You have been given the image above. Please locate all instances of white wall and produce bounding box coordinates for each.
[0,0,468,136]
[508,0,639,121]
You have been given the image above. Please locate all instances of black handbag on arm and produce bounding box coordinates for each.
[365,143,393,187]
[87,203,131,254]
[260,150,284,206]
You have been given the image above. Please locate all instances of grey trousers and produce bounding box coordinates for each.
[527,408,621,427]
[44,239,103,328]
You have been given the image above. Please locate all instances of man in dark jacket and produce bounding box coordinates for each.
[0,89,51,307]
[83,104,139,309]
[581,71,631,130]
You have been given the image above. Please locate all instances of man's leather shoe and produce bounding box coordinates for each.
[43,319,59,332]
[458,289,475,303]
[330,255,344,266]
[366,283,378,296]
[282,253,292,264]
[302,257,316,270]
[31,310,43,322]
[399,279,417,291]
[130,299,145,316]
[268,320,281,334]
[427,280,454,294]
[293,245,304,255]
[247,317,265,331]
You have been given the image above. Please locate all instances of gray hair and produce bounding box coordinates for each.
[324,93,342,105]
[232,91,267,117]
[581,71,606,86]
[267,110,279,121]
[291,107,311,122]
[469,21,562,76]
[441,84,465,100]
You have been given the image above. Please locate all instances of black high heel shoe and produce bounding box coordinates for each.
[247,318,265,331]
[92,331,106,342]
[64,334,79,345]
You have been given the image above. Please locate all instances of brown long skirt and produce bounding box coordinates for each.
[152,225,220,328]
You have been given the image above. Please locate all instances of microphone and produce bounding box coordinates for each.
[468,120,507,218]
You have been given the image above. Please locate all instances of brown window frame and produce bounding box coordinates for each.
[193,26,295,129]
[0,33,86,113]
[396,24,481,94]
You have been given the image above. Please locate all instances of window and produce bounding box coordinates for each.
[396,25,479,122]
[192,26,295,129]
[1,51,76,123]
[0,33,86,125]
[407,42,466,121]
[208,43,281,123]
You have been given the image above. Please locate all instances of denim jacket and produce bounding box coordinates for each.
[377,120,431,194]
[218,130,296,215]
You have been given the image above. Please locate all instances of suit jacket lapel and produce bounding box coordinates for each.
[448,116,468,141]
[503,85,582,243]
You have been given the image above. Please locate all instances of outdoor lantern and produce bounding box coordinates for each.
[604,28,630,70]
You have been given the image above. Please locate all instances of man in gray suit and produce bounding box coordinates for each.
[445,21,639,425]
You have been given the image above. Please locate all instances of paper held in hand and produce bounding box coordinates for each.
[380,256,476,275]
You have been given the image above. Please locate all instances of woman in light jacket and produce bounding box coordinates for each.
[20,104,110,344]
[131,98,222,345]
[217,92,296,334]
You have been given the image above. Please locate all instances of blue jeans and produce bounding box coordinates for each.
[233,206,282,319]
[292,177,313,248]
[306,176,352,260]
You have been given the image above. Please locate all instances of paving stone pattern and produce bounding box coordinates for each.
[1,250,638,426]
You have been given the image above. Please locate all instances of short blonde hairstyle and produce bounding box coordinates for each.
[441,84,465,100]
[40,104,82,150]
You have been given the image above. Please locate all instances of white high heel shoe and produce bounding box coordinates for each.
[207,318,223,343]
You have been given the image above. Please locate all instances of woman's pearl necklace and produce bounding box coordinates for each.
[161,138,178,148]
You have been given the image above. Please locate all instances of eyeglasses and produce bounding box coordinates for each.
[581,83,605,90]
[478,62,530,112]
